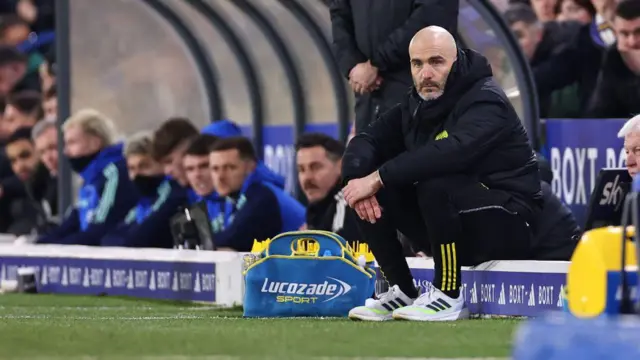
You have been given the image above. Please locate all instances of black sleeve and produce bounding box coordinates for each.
[370,0,459,73]
[329,0,367,78]
[342,106,406,182]
[378,100,512,185]
[533,48,582,94]
[587,69,622,118]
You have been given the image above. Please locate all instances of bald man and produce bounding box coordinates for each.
[341,27,542,322]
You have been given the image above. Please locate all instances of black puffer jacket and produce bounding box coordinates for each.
[343,48,542,214]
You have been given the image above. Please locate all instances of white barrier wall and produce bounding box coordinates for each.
[0,245,569,316]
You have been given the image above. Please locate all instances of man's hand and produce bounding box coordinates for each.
[353,196,382,224]
[349,61,380,94]
[343,171,383,207]
[620,49,640,74]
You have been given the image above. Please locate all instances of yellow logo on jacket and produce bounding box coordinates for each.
[435,130,448,140]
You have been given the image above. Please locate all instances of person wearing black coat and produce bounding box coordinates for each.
[295,133,361,242]
[330,0,458,132]
[341,27,542,322]
[534,153,581,260]
[588,0,640,118]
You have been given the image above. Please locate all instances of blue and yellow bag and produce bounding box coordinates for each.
[243,230,376,317]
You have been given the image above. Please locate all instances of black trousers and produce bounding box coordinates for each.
[354,175,534,297]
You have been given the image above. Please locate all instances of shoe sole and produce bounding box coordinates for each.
[392,307,470,321]
[348,313,393,322]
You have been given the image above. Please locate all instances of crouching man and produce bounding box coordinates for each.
[342,27,542,321]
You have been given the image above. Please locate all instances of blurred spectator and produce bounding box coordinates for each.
[37,109,138,245]
[0,15,30,46]
[17,0,54,33]
[101,132,187,248]
[506,4,582,117]
[330,0,458,132]
[556,0,597,23]
[38,48,54,93]
[41,83,54,119]
[295,133,360,241]
[31,118,56,176]
[4,126,56,235]
[531,0,559,21]
[208,137,305,251]
[0,45,40,96]
[183,134,217,201]
[588,0,640,118]
[592,0,619,46]
[1,90,42,139]
[506,3,603,117]
[151,117,199,187]
[0,1,54,33]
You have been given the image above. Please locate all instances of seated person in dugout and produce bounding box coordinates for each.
[207,137,305,251]
[295,133,360,242]
[100,131,187,248]
[37,109,138,245]
[151,117,200,191]
[4,126,57,236]
[341,27,542,321]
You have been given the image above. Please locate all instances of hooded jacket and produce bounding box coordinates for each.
[100,178,187,248]
[343,49,542,216]
[207,170,305,251]
[37,144,138,245]
[201,119,285,189]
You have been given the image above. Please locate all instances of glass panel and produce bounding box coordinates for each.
[210,0,293,126]
[251,0,336,125]
[69,0,210,133]
[459,0,524,120]
[167,1,251,125]
[298,0,356,126]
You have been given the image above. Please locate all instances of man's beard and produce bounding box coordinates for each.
[415,78,446,101]
[416,84,444,100]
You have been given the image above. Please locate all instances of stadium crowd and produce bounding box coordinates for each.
[500,0,640,118]
[0,0,635,261]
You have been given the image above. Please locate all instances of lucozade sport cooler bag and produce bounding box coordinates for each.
[243,230,376,317]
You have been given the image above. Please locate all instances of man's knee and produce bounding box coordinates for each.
[416,175,471,202]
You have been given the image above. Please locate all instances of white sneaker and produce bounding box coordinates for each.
[392,282,469,321]
[348,285,415,321]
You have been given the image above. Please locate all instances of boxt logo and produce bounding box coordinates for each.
[261,277,352,304]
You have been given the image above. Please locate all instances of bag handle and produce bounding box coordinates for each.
[266,230,352,259]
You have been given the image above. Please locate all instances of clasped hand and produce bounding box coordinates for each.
[343,172,383,224]
[349,61,382,95]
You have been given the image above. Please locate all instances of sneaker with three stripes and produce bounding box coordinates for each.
[392,282,469,321]
[348,285,415,321]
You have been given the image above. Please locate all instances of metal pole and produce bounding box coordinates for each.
[55,0,73,216]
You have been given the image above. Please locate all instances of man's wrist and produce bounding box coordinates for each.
[374,170,384,189]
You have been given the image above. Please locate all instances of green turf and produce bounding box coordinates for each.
[0,294,520,358]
